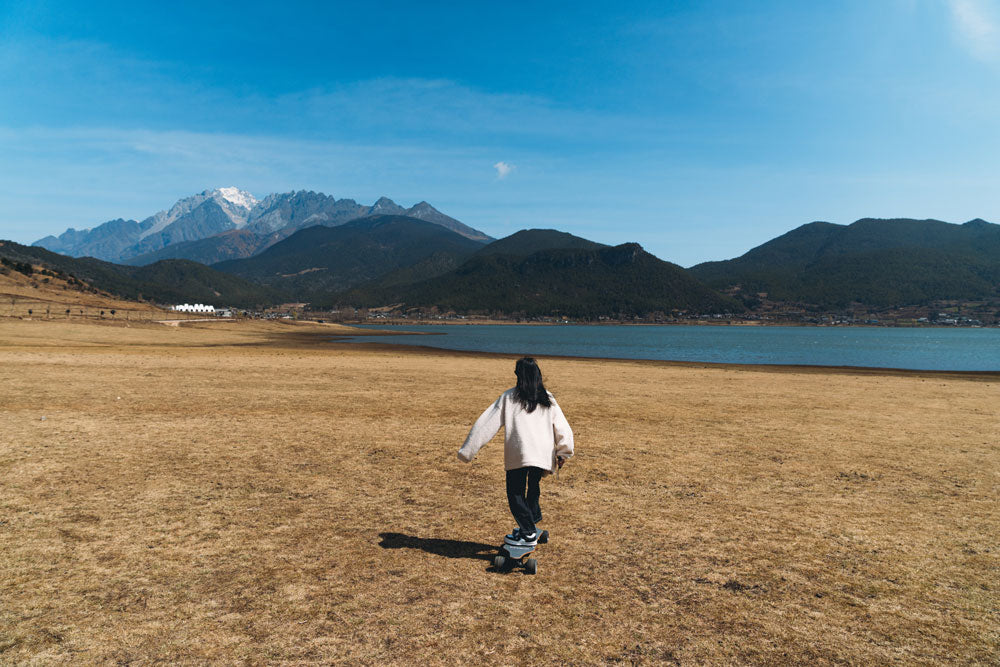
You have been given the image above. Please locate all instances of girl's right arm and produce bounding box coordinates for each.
[457,394,504,462]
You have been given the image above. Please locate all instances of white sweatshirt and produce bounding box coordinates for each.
[458,389,574,473]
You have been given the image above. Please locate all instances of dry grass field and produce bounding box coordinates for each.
[1,317,997,664]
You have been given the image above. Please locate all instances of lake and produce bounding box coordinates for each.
[338,324,1000,371]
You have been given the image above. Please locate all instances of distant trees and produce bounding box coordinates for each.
[0,257,33,276]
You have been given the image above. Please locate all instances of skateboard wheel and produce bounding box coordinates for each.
[538,530,549,544]
[493,555,507,569]
[525,558,537,575]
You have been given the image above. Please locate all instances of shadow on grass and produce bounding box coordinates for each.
[378,532,496,561]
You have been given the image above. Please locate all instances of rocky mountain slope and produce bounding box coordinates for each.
[34,188,490,264]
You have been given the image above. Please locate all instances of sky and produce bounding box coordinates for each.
[1,0,999,266]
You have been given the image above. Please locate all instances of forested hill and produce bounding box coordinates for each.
[334,242,743,317]
[212,215,486,301]
[123,229,275,267]
[688,218,1000,308]
[474,229,607,257]
[0,240,284,308]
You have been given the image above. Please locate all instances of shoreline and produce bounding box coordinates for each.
[322,332,1000,382]
[4,316,997,379]
[332,318,998,329]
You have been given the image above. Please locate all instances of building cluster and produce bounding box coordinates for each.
[170,303,232,316]
[171,303,215,313]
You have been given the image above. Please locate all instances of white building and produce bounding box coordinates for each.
[171,303,216,313]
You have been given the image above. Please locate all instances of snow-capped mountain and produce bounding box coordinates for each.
[33,188,490,264]
[245,191,367,235]
[128,188,258,261]
[217,186,258,211]
[138,187,257,241]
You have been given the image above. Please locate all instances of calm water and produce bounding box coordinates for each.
[337,324,1000,371]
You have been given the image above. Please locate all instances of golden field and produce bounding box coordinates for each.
[1,317,997,664]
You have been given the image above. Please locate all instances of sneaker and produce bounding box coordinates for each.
[505,531,538,547]
[505,527,521,541]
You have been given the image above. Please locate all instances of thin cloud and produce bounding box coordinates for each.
[0,125,497,241]
[493,161,514,179]
[949,0,1000,62]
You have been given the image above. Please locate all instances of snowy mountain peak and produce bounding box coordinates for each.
[370,196,404,214]
[215,187,257,210]
[31,188,492,262]
[410,201,434,212]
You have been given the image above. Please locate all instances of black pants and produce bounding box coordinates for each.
[506,466,544,535]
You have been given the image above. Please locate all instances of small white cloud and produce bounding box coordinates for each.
[949,0,1000,62]
[493,161,514,179]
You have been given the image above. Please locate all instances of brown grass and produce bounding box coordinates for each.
[0,267,176,322]
[1,318,997,664]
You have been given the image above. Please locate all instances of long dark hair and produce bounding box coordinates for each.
[513,357,552,413]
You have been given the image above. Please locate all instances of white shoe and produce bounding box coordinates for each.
[505,531,538,547]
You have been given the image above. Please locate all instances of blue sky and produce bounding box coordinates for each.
[2,0,999,266]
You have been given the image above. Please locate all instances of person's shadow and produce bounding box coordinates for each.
[378,532,495,562]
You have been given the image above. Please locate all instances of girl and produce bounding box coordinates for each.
[458,357,574,546]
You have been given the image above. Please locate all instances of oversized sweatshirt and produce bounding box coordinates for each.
[458,389,574,473]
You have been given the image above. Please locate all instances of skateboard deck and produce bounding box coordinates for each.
[494,529,548,574]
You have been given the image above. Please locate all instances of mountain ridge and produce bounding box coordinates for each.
[334,239,743,317]
[212,215,487,301]
[688,217,1000,308]
[33,188,491,264]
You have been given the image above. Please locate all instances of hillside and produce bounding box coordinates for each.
[0,240,284,308]
[0,251,167,320]
[689,218,1000,308]
[361,228,608,292]
[212,215,486,300]
[128,260,287,307]
[124,229,277,266]
[335,242,743,317]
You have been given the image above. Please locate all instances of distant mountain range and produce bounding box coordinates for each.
[33,188,491,265]
[12,211,1000,318]
[689,217,1000,308]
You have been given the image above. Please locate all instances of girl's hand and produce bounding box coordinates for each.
[557,456,566,469]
